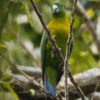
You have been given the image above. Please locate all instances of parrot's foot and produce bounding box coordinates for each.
[57,48,61,52]
[52,47,61,57]
[56,48,61,57]
[58,63,63,67]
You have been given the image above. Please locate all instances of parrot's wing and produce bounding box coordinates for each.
[41,32,57,96]
[56,39,74,85]
[40,32,47,83]
[40,32,73,96]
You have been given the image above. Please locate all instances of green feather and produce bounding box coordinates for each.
[41,2,73,87]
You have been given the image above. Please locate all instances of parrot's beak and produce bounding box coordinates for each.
[52,4,59,14]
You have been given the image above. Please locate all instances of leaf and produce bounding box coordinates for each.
[0,46,7,54]
[0,91,3,100]
[2,83,19,100]
[88,0,100,2]
[0,43,6,48]
[31,11,43,33]
[87,8,95,18]
[21,0,33,27]
[0,0,14,38]
[30,89,35,96]
[0,75,10,81]
[34,0,42,2]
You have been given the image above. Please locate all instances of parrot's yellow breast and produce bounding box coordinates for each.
[47,18,69,38]
[47,18,70,57]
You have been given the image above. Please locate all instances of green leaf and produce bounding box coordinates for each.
[0,75,10,81]
[0,0,14,39]
[0,91,3,100]
[30,89,35,96]
[88,0,100,2]
[2,83,19,100]
[0,43,6,48]
[0,47,7,54]
[21,0,33,27]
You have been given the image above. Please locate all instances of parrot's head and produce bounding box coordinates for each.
[51,2,66,18]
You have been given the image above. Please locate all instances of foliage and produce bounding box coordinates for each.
[0,0,100,99]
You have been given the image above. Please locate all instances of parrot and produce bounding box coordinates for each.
[40,2,73,97]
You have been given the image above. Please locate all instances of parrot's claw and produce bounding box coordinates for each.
[52,47,62,57]
[68,63,71,65]
[55,48,62,57]
[58,63,63,67]
[58,48,61,52]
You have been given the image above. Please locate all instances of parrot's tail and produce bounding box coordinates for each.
[44,72,56,97]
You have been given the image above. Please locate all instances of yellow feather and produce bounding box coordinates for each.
[47,18,70,57]
[47,18,69,37]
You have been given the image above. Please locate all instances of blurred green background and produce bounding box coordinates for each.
[0,0,100,99]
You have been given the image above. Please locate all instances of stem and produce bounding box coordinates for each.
[64,0,77,100]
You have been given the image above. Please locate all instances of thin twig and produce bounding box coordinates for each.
[0,53,64,99]
[90,79,100,100]
[57,91,65,100]
[11,67,100,100]
[29,0,86,99]
[0,53,30,80]
[16,33,41,67]
[9,28,41,68]
[6,24,41,68]
[0,53,43,89]
[64,0,77,100]
[68,69,87,100]
[64,0,86,100]
[70,0,100,58]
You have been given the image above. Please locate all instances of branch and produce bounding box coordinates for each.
[70,0,100,58]
[64,0,86,100]
[12,65,42,77]
[0,53,43,91]
[0,53,30,80]
[15,33,41,68]
[59,68,100,100]
[8,28,41,68]
[10,74,57,100]
[0,54,63,100]
[10,68,100,100]
[88,92,100,100]
[29,0,86,99]
[29,0,64,66]
[90,80,100,100]
[64,0,77,100]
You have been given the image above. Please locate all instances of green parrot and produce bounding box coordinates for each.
[41,2,73,97]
